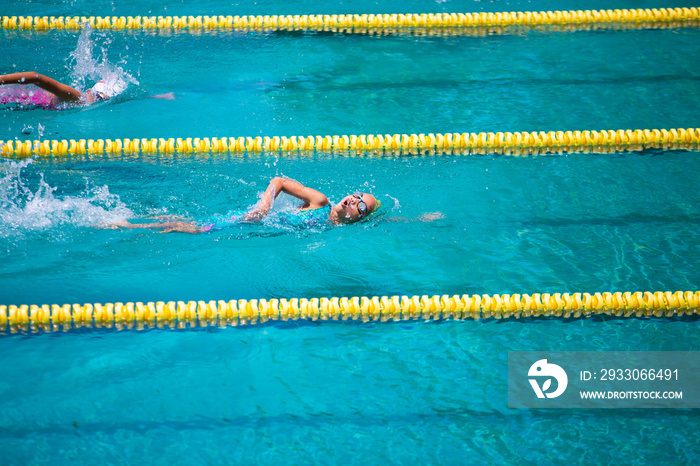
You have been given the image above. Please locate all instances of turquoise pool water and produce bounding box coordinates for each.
[1,0,700,464]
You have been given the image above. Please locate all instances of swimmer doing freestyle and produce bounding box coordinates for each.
[111,177,379,233]
[0,71,126,108]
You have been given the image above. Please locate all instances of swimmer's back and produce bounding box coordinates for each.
[199,204,332,232]
[0,84,59,109]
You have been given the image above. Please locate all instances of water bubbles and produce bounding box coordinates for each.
[38,124,45,138]
[20,77,25,83]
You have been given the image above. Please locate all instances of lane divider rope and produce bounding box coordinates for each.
[2,291,698,333]
[1,128,698,158]
[2,8,699,33]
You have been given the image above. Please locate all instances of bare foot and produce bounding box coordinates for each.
[94,216,204,232]
[95,220,130,229]
[147,214,185,221]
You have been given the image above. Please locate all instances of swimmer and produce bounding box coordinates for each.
[109,177,379,233]
[0,71,125,109]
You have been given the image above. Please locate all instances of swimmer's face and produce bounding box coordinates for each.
[83,89,107,104]
[333,191,377,223]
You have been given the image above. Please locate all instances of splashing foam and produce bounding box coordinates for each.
[0,159,133,236]
[68,25,139,95]
[387,195,400,210]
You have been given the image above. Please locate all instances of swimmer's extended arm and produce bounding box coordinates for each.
[0,71,81,102]
[244,177,329,221]
[385,212,445,223]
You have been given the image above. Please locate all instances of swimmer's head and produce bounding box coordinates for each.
[86,79,127,102]
[332,191,378,224]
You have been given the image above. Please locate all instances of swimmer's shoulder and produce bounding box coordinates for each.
[299,197,330,212]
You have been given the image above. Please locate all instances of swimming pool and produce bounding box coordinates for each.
[1,0,700,464]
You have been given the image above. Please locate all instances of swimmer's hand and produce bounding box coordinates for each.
[418,212,444,222]
[384,212,444,223]
[242,209,264,222]
[151,92,175,100]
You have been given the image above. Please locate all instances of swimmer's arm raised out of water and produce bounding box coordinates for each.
[244,177,329,221]
[106,177,329,232]
[0,71,81,102]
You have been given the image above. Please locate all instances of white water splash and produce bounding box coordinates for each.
[0,159,133,237]
[19,123,44,137]
[387,195,400,210]
[67,25,139,96]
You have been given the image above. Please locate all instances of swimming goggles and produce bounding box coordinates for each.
[352,191,368,218]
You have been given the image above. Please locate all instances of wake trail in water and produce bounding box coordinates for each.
[0,159,132,237]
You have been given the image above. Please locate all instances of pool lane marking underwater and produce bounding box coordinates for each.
[2,8,700,34]
[2,128,699,158]
[2,291,699,334]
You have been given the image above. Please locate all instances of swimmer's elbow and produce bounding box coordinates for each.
[270,177,287,193]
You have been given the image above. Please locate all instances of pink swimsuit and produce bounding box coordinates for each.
[0,84,60,109]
